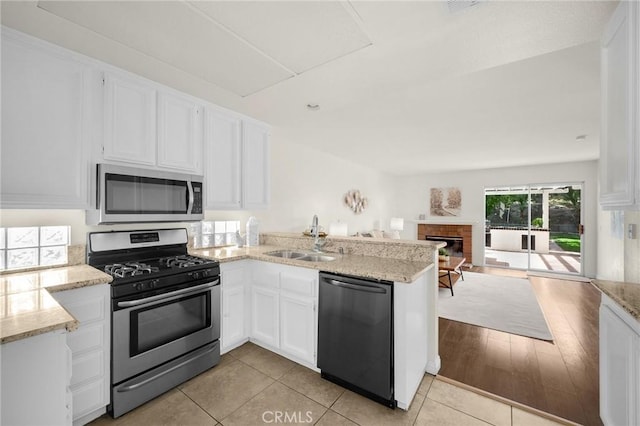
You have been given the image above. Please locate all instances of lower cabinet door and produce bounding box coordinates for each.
[251,286,279,348]
[280,292,315,365]
[51,284,110,424]
[600,304,638,426]
[222,285,246,352]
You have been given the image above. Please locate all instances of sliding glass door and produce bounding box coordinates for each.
[484,183,583,275]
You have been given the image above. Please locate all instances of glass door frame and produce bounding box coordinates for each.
[484,181,584,276]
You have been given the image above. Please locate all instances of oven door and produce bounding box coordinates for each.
[112,281,220,384]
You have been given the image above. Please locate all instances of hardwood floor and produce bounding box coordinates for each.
[438,266,602,425]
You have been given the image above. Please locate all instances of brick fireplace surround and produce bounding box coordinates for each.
[417,224,473,264]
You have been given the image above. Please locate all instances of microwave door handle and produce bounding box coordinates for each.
[186,181,194,214]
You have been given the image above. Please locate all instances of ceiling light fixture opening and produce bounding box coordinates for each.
[576,134,587,142]
[306,103,320,111]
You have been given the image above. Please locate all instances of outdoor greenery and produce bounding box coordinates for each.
[486,187,581,231]
[551,233,581,252]
[531,217,544,228]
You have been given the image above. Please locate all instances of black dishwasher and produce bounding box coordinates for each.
[317,271,394,408]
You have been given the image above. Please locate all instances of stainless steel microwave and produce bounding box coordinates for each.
[86,164,204,225]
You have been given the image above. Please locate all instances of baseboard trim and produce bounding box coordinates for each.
[435,375,582,426]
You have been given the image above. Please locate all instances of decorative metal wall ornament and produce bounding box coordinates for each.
[344,189,368,214]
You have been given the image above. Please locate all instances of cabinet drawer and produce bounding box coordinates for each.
[252,264,280,288]
[223,266,245,287]
[67,322,105,354]
[62,295,106,324]
[70,351,104,387]
[72,379,107,419]
[281,273,316,297]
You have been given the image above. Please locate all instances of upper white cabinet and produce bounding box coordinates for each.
[243,121,271,210]
[103,72,157,166]
[157,92,203,173]
[102,72,204,174]
[205,110,243,209]
[1,29,92,209]
[600,1,639,209]
[205,110,270,210]
[1,27,268,208]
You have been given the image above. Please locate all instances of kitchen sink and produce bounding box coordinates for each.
[264,250,308,259]
[299,254,336,262]
[263,250,336,262]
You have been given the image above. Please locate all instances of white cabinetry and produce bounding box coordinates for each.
[600,294,640,426]
[205,110,242,209]
[1,28,92,209]
[1,330,72,426]
[205,110,270,210]
[103,72,156,166]
[220,261,249,353]
[279,270,316,365]
[102,71,204,174]
[600,0,640,209]
[157,92,203,173]
[242,121,271,210]
[52,284,110,426]
[250,262,317,367]
[251,286,280,348]
[250,262,281,348]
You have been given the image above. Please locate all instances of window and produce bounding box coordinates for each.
[190,221,240,248]
[0,226,70,270]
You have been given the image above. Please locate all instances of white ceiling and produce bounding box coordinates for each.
[2,1,618,175]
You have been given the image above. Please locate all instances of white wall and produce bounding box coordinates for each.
[391,160,599,277]
[249,130,395,235]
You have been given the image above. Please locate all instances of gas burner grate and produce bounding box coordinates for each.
[104,262,159,278]
[161,255,208,269]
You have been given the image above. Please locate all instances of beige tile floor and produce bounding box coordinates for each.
[91,342,568,426]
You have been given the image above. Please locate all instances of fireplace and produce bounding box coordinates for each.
[418,224,473,263]
[426,236,463,258]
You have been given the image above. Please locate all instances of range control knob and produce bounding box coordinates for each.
[202,270,210,278]
[149,279,160,289]
[192,272,200,280]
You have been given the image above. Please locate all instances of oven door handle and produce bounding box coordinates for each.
[117,342,218,393]
[117,280,219,308]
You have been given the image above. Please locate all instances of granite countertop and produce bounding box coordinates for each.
[190,245,434,283]
[0,265,113,344]
[592,279,640,321]
[1,243,433,344]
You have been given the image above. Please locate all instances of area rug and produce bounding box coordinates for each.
[438,272,553,341]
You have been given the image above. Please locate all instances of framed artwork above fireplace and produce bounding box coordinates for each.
[430,187,462,217]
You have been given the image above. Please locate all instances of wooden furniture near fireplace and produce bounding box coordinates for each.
[439,256,466,296]
[418,223,473,264]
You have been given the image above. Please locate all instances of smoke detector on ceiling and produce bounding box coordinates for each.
[447,0,483,14]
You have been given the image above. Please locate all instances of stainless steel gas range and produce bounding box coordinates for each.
[87,228,220,418]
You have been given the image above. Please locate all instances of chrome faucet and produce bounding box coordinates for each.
[311,215,324,252]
